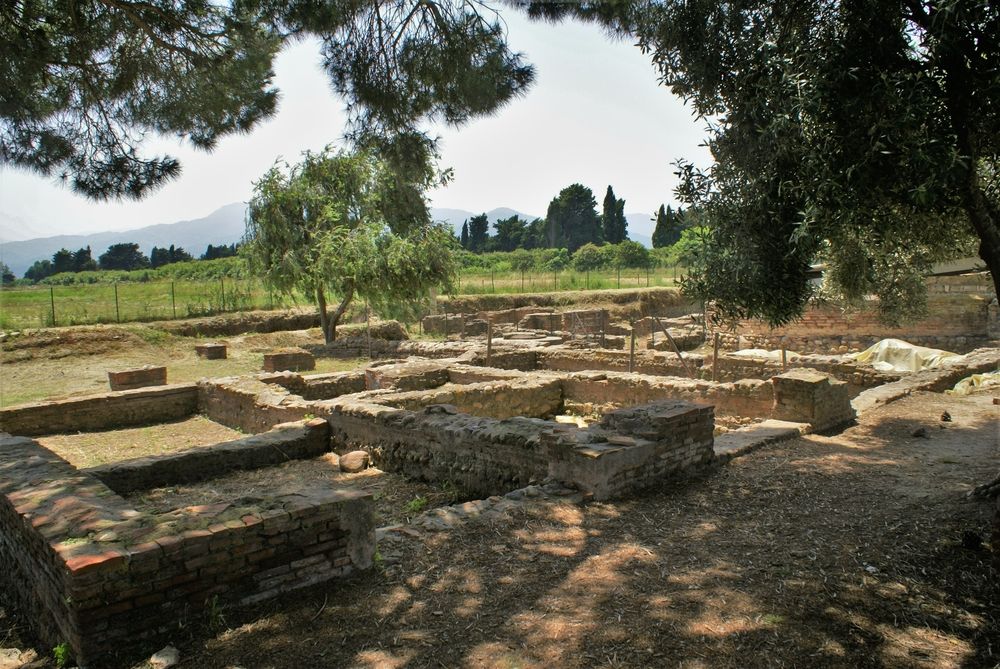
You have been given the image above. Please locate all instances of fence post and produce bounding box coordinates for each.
[486,315,493,366]
[171,281,177,319]
[491,269,495,293]
[220,277,226,312]
[553,271,557,291]
[114,282,120,323]
[712,332,720,382]
[617,266,621,289]
[628,323,636,373]
[49,286,56,327]
[366,300,372,359]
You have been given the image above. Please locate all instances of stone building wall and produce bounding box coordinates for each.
[0,433,373,666]
[0,384,198,437]
[712,273,996,354]
[87,419,331,493]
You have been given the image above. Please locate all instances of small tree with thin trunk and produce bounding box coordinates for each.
[244,146,456,343]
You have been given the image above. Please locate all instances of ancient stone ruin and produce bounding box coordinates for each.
[2,280,998,664]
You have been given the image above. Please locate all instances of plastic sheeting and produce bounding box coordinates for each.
[852,338,963,372]
[946,371,1000,396]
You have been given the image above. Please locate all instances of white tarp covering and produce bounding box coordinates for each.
[946,371,1000,396]
[852,338,963,372]
[730,348,801,360]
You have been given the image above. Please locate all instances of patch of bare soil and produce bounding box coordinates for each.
[0,324,366,407]
[36,416,243,469]
[127,456,469,529]
[90,391,988,669]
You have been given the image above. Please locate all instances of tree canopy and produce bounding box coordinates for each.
[243,146,455,342]
[527,0,997,325]
[1,1,533,200]
[545,184,602,252]
[601,185,628,244]
[651,204,684,249]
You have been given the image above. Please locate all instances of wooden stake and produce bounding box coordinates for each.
[486,316,493,366]
[629,324,636,373]
[712,332,720,382]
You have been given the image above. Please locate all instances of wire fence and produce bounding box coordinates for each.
[0,266,687,331]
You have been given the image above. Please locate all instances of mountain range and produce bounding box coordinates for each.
[0,203,656,276]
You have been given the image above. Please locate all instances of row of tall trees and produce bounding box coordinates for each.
[459,184,633,254]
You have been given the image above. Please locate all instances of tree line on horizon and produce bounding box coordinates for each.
[457,183,690,255]
[14,243,240,284]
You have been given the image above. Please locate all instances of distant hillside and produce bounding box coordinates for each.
[0,203,247,276]
[1,202,656,277]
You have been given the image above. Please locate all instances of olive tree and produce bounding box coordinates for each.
[243,145,456,342]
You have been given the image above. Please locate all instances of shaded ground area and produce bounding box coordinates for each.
[0,325,366,407]
[1,382,997,667]
[36,416,243,468]
[126,457,471,529]
[0,391,974,668]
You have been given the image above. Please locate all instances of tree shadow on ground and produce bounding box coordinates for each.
[164,393,998,669]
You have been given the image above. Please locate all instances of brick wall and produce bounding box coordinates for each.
[198,377,317,434]
[0,434,373,666]
[771,370,856,431]
[713,273,996,354]
[544,401,715,500]
[86,419,331,493]
[0,384,198,437]
[374,378,564,420]
[560,372,774,418]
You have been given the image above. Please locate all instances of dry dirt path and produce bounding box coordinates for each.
[78,391,993,669]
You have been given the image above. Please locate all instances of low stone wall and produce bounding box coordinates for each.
[537,348,696,377]
[327,401,552,496]
[198,377,317,434]
[313,339,477,359]
[560,372,774,418]
[263,348,315,372]
[0,434,373,666]
[375,378,564,420]
[153,309,321,337]
[544,401,715,500]
[0,384,198,437]
[771,370,855,431]
[108,366,167,391]
[261,370,368,401]
[87,419,331,493]
[713,274,996,354]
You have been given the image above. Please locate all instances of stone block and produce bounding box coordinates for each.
[263,348,315,372]
[195,343,227,359]
[771,369,855,431]
[107,366,167,391]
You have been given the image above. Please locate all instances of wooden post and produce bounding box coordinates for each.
[486,316,493,366]
[781,345,788,372]
[653,316,692,376]
[220,276,225,312]
[629,324,636,373]
[712,332,720,382]
[49,286,56,327]
[114,282,120,323]
[600,311,606,348]
[444,304,448,340]
[366,301,372,359]
[171,281,177,319]
[491,269,495,293]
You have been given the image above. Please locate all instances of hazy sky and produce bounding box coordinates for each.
[0,9,710,240]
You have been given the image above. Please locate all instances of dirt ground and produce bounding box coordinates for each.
[0,326,366,407]
[3,391,995,668]
[126,457,470,529]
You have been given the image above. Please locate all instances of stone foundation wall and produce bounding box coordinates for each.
[375,378,564,420]
[0,434,373,666]
[198,378,316,434]
[544,401,715,500]
[326,402,552,496]
[0,384,198,437]
[560,372,774,418]
[771,370,856,431]
[713,274,996,354]
[87,419,331,493]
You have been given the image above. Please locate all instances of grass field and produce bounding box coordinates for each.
[0,267,686,330]
[0,279,309,330]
